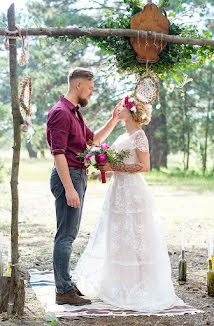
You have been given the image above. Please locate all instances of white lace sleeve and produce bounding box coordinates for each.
[133,130,149,152]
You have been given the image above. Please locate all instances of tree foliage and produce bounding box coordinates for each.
[0,0,214,172]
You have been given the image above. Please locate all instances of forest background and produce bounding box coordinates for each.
[0,2,214,324]
[0,0,214,175]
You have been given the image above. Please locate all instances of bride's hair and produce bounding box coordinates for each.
[132,99,152,125]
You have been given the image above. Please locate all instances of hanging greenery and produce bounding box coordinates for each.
[91,0,213,79]
[53,0,214,80]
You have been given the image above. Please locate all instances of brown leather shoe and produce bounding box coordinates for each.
[56,289,91,306]
[71,281,84,296]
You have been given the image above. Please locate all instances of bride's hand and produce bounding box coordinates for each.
[97,162,113,172]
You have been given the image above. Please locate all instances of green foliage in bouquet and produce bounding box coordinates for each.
[77,142,130,167]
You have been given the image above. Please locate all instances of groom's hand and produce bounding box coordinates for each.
[112,101,122,122]
[65,188,80,208]
[97,162,113,172]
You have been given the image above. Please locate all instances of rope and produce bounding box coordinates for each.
[18,36,28,66]
[160,33,163,51]
[5,25,29,67]
[146,60,149,74]
[153,31,158,49]
[145,31,149,49]
[137,30,140,45]
[4,25,21,50]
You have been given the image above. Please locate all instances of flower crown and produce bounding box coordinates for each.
[123,95,153,125]
[124,96,136,113]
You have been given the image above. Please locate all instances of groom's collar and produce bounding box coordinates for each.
[59,95,80,112]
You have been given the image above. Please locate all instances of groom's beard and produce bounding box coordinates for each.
[78,97,88,107]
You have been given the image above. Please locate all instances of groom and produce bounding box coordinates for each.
[46,67,119,305]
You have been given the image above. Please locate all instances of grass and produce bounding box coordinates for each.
[0,149,214,325]
[2,148,214,188]
[0,149,214,252]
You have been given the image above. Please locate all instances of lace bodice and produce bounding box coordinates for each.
[111,129,149,164]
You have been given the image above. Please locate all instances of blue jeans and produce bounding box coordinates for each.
[50,166,87,293]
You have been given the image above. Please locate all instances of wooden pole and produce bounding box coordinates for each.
[7,3,24,316]
[0,27,214,46]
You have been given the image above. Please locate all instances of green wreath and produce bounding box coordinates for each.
[53,0,214,81]
[90,0,214,78]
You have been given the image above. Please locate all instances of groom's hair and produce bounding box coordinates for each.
[68,67,94,86]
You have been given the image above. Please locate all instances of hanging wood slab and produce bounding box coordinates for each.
[130,3,169,63]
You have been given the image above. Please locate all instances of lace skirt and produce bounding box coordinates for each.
[74,172,177,312]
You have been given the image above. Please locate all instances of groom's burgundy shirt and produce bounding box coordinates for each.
[46,95,94,168]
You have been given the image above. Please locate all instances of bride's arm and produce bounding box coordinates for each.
[98,150,150,173]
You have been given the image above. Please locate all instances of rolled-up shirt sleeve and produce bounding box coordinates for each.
[85,125,94,143]
[47,109,70,155]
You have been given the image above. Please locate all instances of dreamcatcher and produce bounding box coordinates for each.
[134,73,159,104]
[134,61,161,111]
[19,36,34,141]
[20,75,34,141]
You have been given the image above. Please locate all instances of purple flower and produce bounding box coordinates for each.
[99,153,107,163]
[85,153,92,161]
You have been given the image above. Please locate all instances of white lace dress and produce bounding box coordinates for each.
[74,129,177,313]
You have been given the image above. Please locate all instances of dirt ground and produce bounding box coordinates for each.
[0,174,214,326]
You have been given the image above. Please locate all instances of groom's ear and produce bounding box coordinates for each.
[75,79,82,91]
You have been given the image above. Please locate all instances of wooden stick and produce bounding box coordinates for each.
[7,3,23,316]
[131,0,143,10]
[0,27,214,46]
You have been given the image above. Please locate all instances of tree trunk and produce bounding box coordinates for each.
[184,87,190,170]
[7,3,25,316]
[26,141,37,158]
[203,69,213,174]
[144,113,167,169]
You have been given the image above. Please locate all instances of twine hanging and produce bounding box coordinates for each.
[4,25,21,51]
[4,25,28,66]
[18,36,28,66]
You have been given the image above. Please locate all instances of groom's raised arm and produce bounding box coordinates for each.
[93,106,119,145]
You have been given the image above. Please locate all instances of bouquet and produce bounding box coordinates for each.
[77,143,129,183]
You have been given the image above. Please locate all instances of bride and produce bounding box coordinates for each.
[74,97,177,313]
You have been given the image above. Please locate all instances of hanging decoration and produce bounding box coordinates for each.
[20,75,31,116]
[130,3,169,63]
[18,36,28,66]
[20,74,34,141]
[84,0,214,80]
[134,73,160,104]
[18,35,34,141]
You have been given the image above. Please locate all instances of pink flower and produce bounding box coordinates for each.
[85,153,92,161]
[99,153,107,163]
[124,96,135,111]
[101,143,110,150]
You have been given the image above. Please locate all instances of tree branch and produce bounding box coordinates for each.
[1,27,213,46]
[131,0,143,10]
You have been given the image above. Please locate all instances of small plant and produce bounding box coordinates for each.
[50,318,59,326]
